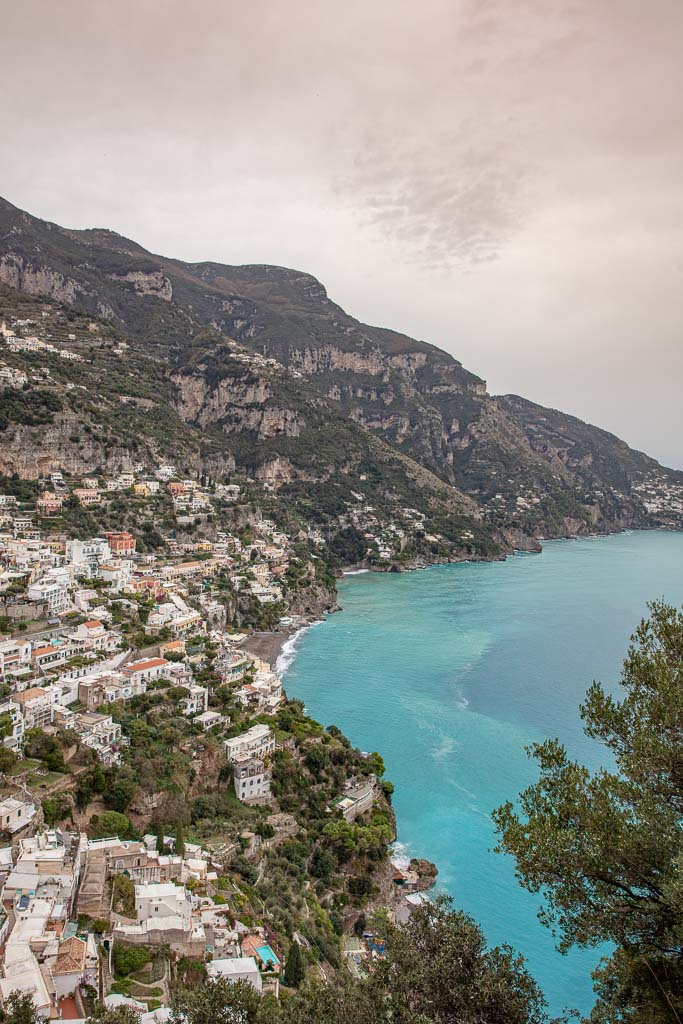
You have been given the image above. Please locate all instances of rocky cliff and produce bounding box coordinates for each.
[1,194,681,544]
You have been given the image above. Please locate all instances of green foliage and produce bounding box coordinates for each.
[42,793,72,825]
[284,940,306,987]
[0,388,62,430]
[112,874,136,917]
[493,601,683,1024]
[23,728,66,772]
[114,944,150,977]
[86,1006,142,1024]
[92,810,132,839]
[0,747,18,774]
[279,896,545,1024]
[0,990,43,1023]
[170,977,266,1024]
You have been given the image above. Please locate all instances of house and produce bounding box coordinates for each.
[223,724,274,762]
[194,710,224,731]
[217,651,249,685]
[72,620,118,652]
[27,573,71,615]
[159,639,185,657]
[105,532,136,555]
[179,685,208,716]
[0,958,51,1018]
[51,936,88,999]
[207,956,262,991]
[113,881,205,954]
[233,757,271,805]
[0,798,36,835]
[65,537,111,575]
[0,699,26,750]
[333,777,379,823]
[122,657,170,683]
[55,710,123,765]
[77,670,142,710]
[73,488,101,507]
[0,638,32,682]
[136,882,191,926]
[36,492,63,516]
[13,688,54,729]
[31,643,67,673]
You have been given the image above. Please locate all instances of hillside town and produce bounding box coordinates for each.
[0,463,431,1020]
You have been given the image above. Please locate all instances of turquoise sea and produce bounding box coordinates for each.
[280,531,683,1017]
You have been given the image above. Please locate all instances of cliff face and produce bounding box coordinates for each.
[1,194,681,541]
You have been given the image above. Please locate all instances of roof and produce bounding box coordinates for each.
[125,658,168,672]
[14,687,49,702]
[207,956,259,979]
[32,645,58,657]
[53,936,87,975]
[84,619,103,628]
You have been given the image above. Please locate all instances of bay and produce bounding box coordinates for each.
[280,530,683,1017]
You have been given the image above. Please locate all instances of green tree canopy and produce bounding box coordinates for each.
[170,977,268,1024]
[0,991,43,1023]
[281,896,545,1024]
[493,600,683,1023]
[284,940,306,987]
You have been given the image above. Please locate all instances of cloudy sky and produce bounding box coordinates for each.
[3,0,682,466]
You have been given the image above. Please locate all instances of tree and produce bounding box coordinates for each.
[86,1007,142,1023]
[280,897,545,1024]
[493,601,683,1023]
[42,793,72,825]
[0,746,18,774]
[284,941,306,987]
[0,991,42,1023]
[170,977,265,1024]
[93,810,131,838]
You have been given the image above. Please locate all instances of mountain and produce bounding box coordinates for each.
[1,194,681,554]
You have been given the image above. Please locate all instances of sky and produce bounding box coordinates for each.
[2,0,682,467]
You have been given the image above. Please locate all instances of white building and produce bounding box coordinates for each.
[0,639,32,683]
[135,882,192,928]
[27,571,71,615]
[207,956,262,991]
[64,537,111,575]
[223,724,274,762]
[0,798,36,835]
[179,685,208,717]
[233,757,272,805]
[0,699,25,750]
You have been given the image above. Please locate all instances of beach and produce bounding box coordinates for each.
[241,630,290,669]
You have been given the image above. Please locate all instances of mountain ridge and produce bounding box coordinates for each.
[1,194,681,553]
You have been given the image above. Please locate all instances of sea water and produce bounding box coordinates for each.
[280,531,683,1017]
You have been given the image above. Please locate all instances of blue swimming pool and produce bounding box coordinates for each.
[256,943,280,966]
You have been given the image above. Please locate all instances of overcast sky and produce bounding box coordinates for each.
[2,0,682,467]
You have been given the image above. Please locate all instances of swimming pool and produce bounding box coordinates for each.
[256,943,280,967]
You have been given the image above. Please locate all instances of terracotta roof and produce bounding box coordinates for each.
[84,620,103,629]
[125,657,168,672]
[14,687,49,702]
[53,936,86,975]
[32,645,58,657]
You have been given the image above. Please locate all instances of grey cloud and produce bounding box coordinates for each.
[0,0,682,466]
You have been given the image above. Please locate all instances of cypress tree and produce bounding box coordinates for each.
[284,941,306,987]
